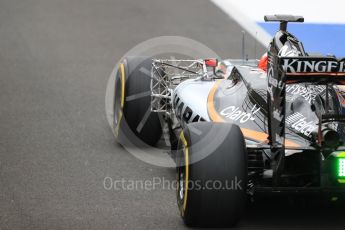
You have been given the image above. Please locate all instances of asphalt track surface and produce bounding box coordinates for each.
[1,0,345,229]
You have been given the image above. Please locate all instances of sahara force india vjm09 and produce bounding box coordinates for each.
[112,15,345,227]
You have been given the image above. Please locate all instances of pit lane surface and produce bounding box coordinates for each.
[0,0,344,229]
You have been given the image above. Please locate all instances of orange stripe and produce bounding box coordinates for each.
[240,128,268,143]
[285,139,302,148]
[239,128,299,147]
[207,80,300,148]
[207,80,225,122]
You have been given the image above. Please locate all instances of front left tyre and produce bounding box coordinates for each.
[113,57,162,147]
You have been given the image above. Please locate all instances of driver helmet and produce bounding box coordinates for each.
[258,52,268,72]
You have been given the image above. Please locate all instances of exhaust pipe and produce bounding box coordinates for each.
[322,128,340,148]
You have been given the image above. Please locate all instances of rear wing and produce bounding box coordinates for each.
[280,57,345,83]
[264,15,304,23]
[263,14,345,185]
[268,55,345,147]
[267,54,345,184]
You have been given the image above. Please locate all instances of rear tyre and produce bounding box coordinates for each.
[176,122,247,227]
[113,57,162,146]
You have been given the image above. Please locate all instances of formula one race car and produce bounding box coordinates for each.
[113,15,345,227]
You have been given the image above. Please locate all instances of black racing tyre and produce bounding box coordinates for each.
[176,122,247,227]
[113,57,162,147]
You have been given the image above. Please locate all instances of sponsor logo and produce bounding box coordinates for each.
[268,74,284,89]
[286,85,325,104]
[286,112,317,136]
[267,54,284,101]
[173,96,205,123]
[220,105,260,123]
[267,56,274,100]
[281,58,345,73]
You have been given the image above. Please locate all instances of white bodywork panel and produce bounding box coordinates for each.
[173,79,216,121]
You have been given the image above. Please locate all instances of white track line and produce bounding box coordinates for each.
[210,0,271,47]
